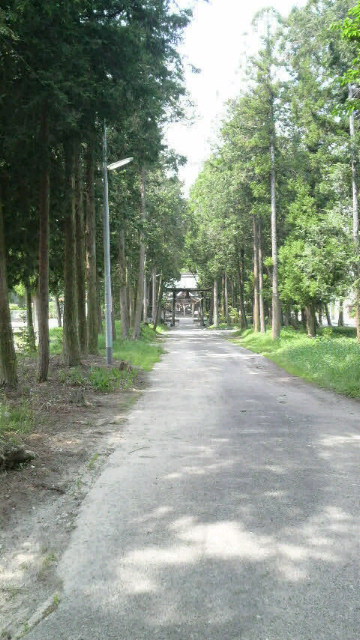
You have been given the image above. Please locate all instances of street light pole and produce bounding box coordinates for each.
[103,122,133,365]
[103,123,113,365]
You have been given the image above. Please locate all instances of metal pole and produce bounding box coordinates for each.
[103,123,113,365]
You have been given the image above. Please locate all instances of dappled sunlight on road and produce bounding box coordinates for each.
[113,502,357,604]
[319,433,360,449]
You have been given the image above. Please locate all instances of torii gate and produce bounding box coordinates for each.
[164,287,211,326]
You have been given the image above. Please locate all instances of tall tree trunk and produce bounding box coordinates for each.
[325,304,332,327]
[85,141,98,354]
[38,107,50,381]
[349,85,360,341]
[75,146,87,354]
[133,169,147,340]
[301,308,307,331]
[221,273,226,321]
[305,303,316,338]
[152,268,157,324]
[213,278,219,327]
[0,190,17,388]
[270,131,281,339]
[154,274,163,330]
[338,300,344,327]
[55,294,62,327]
[224,271,230,325]
[128,281,135,330]
[119,228,130,339]
[239,248,248,330]
[143,268,148,323]
[63,141,81,366]
[253,215,260,332]
[26,284,36,351]
[97,276,103,334]
[258,219,266,333]
[318,305,323,327]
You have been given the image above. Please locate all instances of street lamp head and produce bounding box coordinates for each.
[107,157,134,171]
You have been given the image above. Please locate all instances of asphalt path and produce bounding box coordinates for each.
[26,319,360,640]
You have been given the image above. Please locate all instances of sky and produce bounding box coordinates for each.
[166,0,308,193]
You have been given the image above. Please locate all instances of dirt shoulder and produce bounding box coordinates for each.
[0,356,145,639]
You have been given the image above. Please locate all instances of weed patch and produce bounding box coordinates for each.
[59,366,138,392]
[0,402,35,438]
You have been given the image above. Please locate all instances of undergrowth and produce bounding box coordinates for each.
[59,366,138,392]
[98,322,164,371]
[230,326,360,398]
[50,321,164,371]
[0,401,35,438]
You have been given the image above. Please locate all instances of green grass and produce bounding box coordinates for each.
[50,322,164,371]
[230,326,360,398]
[49,326,64,355]
[59,365,138,392]
[0,401,36,438]
[98,322,164,371]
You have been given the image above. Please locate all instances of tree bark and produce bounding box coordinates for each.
[55,294,62,327]
[97,276,103,334]
[26,284,36,351]
[301,308,307,331]
[239,248,248,330]
[338,300,344,327]
[119,228,130,338]
[213,278,219,327]
[85,141,98,354]
[325,304,332,327]
[349,85,360,341]
[152,268,157,324]
[63,141,81,366]
[224,271,230,325]
[133,168,147,340]
[0,190,17,388]
[154,274,163,330]
[143,268,148,323]
[305,303,316,338]
[318,305,323,327]
[253,215,260,333]
[270,133,281,339]
[38,107,50,381]
[75,146,87,354]
[258,219,266,333]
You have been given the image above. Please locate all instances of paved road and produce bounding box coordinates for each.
[26,319,360,639]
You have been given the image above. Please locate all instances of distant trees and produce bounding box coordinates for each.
[188,0,360,338]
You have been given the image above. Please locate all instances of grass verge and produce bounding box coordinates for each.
[230,326,360,398]
[50,322,165,371]
[98,322,165,371]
